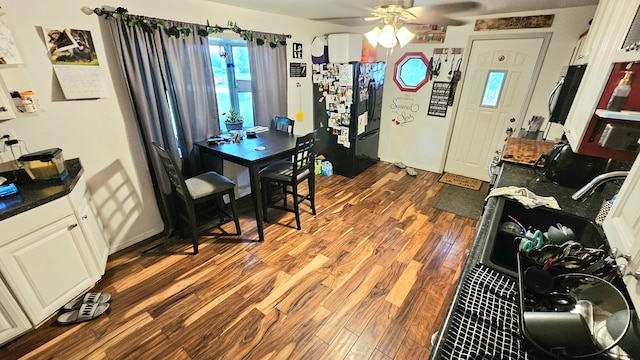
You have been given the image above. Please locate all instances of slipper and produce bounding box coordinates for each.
[57,302,109,325]
[62,292,111,311]
[405,167,417,176]
[394,162,407,169]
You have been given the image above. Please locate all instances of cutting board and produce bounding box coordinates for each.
[501,137,556,167]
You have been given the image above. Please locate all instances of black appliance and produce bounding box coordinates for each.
[548,64,587,125]
[312,62,385,178]
[534,141,609,188]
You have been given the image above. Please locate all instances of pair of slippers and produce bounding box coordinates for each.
[57,292,111,325]
[394,162,417,176]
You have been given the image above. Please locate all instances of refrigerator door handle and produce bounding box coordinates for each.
[359,129,379,140]
[368,82,376,117]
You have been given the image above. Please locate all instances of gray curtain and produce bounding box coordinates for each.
[247,32,288,127]
[106,16,219,230]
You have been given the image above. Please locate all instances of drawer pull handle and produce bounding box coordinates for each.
[616,264,640,279]
[68,223,79,230]
[610,247,632,262]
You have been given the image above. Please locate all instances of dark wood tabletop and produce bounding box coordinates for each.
[194,130,297,242]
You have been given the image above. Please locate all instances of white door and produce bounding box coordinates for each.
[445,37,545,181]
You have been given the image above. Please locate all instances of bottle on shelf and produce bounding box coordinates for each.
[606,63,634,112]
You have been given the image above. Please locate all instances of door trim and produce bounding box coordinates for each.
[440,32,553,173]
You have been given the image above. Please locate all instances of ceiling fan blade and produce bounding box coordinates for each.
[411,1,480,14]
[407,1,480,24]
[311,17,372,26]
[410,18,466,27]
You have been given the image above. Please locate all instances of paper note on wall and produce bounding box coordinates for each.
[53,65,109,99]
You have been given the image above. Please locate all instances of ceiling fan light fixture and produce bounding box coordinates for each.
[378,24,397,48]
[396,26,415,48]
[365,26,381,47]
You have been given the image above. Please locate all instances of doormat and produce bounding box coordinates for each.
[438,173,483,190]
[434,185,488,219]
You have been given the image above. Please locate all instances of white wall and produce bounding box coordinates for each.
[377,6,596,173]
[0,0,348,251]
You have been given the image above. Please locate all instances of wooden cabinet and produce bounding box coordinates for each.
[563,0,640,152]
[0,196,98,326]
[0,276,31,344]
[603,140,640,310]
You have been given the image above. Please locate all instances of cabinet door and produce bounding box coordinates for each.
[603,142,640,310]
[76,194,108,276]
[564,0,640,150]
[0,277,31,345]
[0,215,96,325]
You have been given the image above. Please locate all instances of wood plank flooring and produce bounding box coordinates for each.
[0,162,480,360]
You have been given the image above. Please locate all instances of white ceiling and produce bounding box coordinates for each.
[204,0,599,26]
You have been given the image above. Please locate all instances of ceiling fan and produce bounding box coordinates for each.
[316,1,480,48]
[316,1,481,27]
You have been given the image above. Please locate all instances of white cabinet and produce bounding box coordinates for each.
[0,194,99,327]
[603,141,640,310]
[0,276,31,344]
[563,0,640,150]
[69,182,109,276]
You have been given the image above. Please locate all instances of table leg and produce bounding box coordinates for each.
[248,164,265,242]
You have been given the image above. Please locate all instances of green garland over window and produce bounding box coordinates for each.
[93,7,290,47]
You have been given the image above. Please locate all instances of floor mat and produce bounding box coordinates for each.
[434,184,488,219]
[438,173,483,190]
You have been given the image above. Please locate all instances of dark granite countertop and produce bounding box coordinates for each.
[0,158,83,221]
[429,162,621,359]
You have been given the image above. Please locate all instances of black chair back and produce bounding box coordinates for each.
[272,116,295,134]
[152,142,192,202]
[293,131,316,178]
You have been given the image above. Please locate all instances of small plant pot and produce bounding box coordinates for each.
[225,121,243,132]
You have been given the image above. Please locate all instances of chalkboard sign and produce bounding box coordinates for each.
[427,81,450,117]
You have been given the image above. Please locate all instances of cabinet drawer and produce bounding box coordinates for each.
[0,196,73,246]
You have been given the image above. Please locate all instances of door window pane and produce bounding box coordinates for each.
[481,71,506,107]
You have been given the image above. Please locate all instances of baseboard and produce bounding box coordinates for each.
[108,225,164,254]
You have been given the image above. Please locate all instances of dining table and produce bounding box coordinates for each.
[194,130,298,242]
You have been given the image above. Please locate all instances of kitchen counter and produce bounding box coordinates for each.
[0,158,83,221]
[429,162,620,359]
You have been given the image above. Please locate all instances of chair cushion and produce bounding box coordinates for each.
[259,160,310,182]
[185,171,235,200]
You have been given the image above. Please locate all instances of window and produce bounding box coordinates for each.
[393,52,430,92]
[481,71,506,107]
[209,39,254,128]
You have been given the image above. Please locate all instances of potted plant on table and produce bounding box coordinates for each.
[223,109,244,132]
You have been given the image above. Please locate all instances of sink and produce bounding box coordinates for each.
[480,197,606,278]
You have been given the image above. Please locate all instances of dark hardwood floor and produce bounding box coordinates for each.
[1,162,481,360]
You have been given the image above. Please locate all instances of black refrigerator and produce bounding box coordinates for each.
[312,62,385,178]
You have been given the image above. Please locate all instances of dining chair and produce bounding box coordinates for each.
[259,131,317,230]
[152,142,241,254]
[271,116,295,134]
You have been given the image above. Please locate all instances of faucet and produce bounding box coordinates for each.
[571,171,630,201]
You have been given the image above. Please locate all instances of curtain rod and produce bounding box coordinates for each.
[89,6,291,47]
